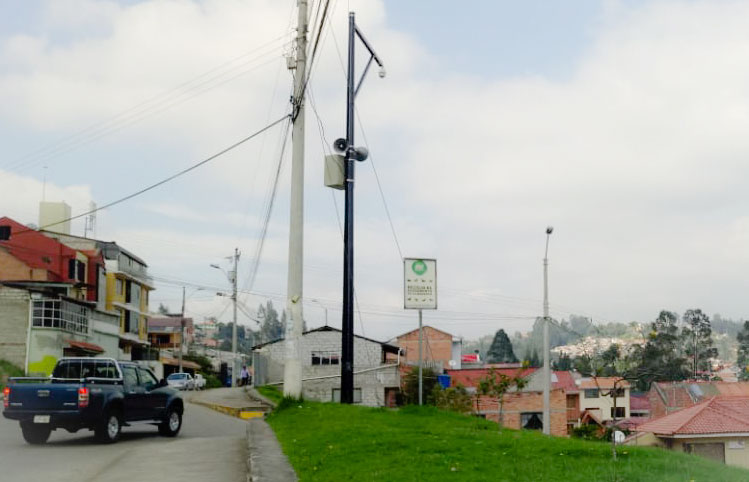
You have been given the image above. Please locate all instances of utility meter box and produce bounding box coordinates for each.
[324,154,345,190]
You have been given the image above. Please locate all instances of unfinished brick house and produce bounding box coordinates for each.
[648,381,749,419]
[446,367,573,437]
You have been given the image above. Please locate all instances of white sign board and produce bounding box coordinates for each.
[404,258,437,309]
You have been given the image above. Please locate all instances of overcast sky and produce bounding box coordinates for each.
[2,0,749,342]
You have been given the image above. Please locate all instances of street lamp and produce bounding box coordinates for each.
[542,226,553,436]
[337,11,385,405]
[211,249,240,387]
[308,298,329,326]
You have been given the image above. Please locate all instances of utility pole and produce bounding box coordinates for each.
[231,247,239,388]
[283,0,308,399]
[179,286,185,372]
[542,226,553,436]
[339,11,385,405]
[418,309,423,405]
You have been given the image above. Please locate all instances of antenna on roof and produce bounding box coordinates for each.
[84,201,97,238]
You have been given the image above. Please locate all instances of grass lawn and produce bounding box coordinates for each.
[263,391,749,481]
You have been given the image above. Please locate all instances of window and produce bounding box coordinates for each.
[137,367,159,390]
[584,389,599,399]
[610,407,626,418]
[68,259,76,279]
[32,299,88,333]
[332,388,362,403]
[53,359,118,379]
[116,279,123,295]
[311,351,340,366]
[76,260,85,282]
[612,388,625,398]
[0,225,10,240]
[122,366,139,388]
[521,412,543,430]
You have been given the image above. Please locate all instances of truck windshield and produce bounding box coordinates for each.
[53,359,118,379]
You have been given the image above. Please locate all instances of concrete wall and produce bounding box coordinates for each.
[669,436,749,469]
[0,286,30,369]
[255,330,399,407]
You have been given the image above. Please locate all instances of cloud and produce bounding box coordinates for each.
[4,0,749,341]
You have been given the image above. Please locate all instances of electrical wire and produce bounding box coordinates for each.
[10,115,290,237]
[3,35,293,174]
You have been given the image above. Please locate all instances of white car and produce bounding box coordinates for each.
[166,372,195,390]
[193,374,206,390]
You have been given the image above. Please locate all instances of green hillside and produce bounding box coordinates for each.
[263,391,749,482]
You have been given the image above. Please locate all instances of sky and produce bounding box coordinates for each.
[2,0,749,342]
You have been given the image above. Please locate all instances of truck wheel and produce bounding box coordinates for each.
[159,406,182,437]
[20,422,52,445]
[95,409,122,444]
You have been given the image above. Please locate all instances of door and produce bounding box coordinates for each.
[121,365,145,421]
[137,367,167,419]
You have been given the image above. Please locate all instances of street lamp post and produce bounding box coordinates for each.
[542,226,553,436]
[211,248,240,388]
[338,11,385,405]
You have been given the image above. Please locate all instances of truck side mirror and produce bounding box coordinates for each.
[159,379,168,387]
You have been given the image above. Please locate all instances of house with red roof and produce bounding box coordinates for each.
[0,216,120,375]
[648,380,749,419]
[578,377,631,423]
[630,397,749,469]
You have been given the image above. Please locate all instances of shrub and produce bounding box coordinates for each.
[432,384,473,413]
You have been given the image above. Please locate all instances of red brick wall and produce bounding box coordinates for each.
[475,389,568,437]
[397,326,453,370]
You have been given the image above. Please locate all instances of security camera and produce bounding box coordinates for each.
[333,138,347,153]
[546,226,554,235]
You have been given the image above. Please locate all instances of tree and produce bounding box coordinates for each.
[633,310,688,389]
[476,368,528,428]
[736,321,749,381]
[553,353,573,371]
[157,303,170,315]
[486,329,518,363]
[403,366,438,405]
[258,301,285,343]
[681,309,718,379]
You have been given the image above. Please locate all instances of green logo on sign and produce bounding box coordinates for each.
[412,260,427,276]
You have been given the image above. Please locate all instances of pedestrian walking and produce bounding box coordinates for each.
[240,365,249,387]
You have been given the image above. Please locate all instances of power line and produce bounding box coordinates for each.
[3,35,293,174]
[12,115,290,237]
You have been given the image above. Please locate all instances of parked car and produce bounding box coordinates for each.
[2,358,183,444]
[193,374,206,390]
[166,372,195,391]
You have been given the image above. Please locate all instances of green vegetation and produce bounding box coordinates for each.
[0,359,24,391]
[266,400,749,482]
[257,385,283,405]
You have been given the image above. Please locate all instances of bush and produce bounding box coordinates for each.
[204,373,223,389]
[572,424,601,441]
[402,366,439,405]
[0,359,24,391]
[432,384,473,413]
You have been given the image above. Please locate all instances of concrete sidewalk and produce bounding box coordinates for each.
[188,387,297,482]
[190,387,270,419]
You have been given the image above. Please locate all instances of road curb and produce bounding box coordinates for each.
[246,418,298,482]
[190,399,265,419]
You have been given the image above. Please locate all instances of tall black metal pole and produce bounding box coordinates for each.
[340,12,356,404]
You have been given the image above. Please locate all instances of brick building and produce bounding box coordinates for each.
[447,367,574,436]
[648,381,749,419]
[391,325,462,371]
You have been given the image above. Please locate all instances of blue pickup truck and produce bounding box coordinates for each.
[2,357,184,444]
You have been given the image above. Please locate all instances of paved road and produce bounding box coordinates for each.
[0,394,249,482]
